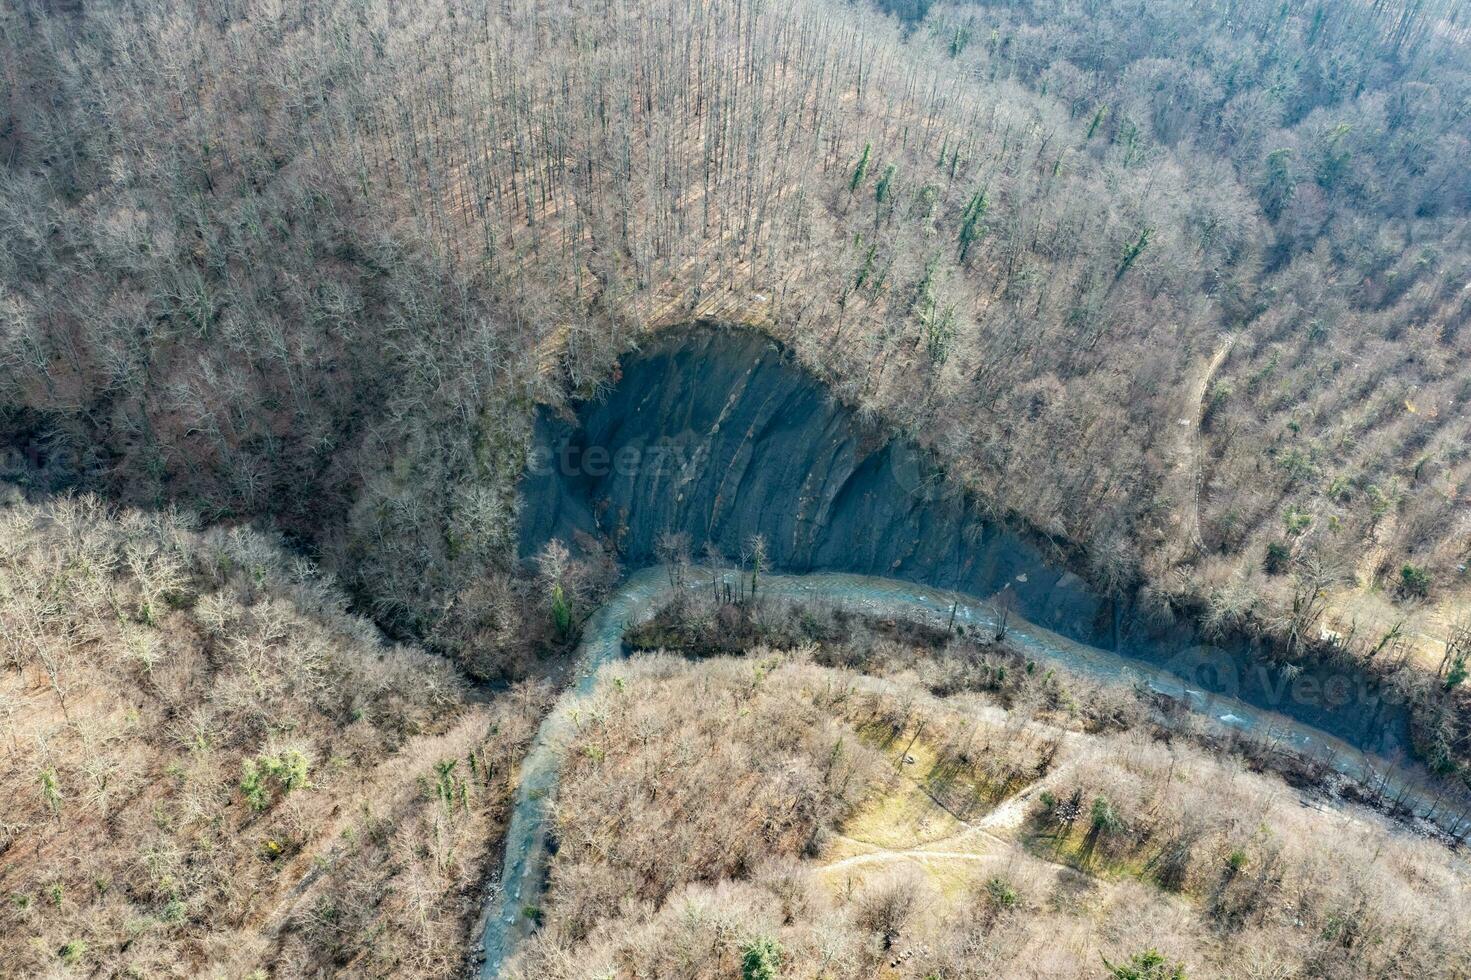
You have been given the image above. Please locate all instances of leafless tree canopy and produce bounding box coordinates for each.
[0,486,553,976]
[1,0,1469,674]
[515,645,1471,979]
[3,0,1471,971]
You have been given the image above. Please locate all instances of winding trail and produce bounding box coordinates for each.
[1178,332,1234,552]
[822,843,1005,872]
[474,565,1449,977]
[816,734,1086,886]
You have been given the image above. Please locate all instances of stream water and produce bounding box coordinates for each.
[482,322,1452,976]
[476,566,1446,977]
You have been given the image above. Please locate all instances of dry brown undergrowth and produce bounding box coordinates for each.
[513,646,1471,979]
[0,488,553,978]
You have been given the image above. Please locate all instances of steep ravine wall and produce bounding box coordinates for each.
[519,323,1411,756]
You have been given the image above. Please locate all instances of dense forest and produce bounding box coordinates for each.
[513,630,1471,978]
[0,489,551,975]
[3,0,1470,679]
[4,0,1471,975]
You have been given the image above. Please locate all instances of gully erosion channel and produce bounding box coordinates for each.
[477,323,1433,976]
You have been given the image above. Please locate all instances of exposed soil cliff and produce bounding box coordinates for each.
[520,323,1411,755]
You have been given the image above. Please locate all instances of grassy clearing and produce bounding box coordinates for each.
[513,632,1471,978]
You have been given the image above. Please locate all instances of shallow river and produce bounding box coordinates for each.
[477,566,1443,976]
